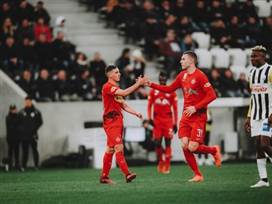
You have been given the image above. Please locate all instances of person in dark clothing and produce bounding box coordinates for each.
[35,69,55,101]
[5,105,20,171]
[19,96,43,170]
[17,69,36,98]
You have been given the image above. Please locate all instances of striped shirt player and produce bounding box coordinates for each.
[245,45,272,188]
[248,63,272,137]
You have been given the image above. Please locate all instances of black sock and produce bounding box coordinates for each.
[261,178,268,183]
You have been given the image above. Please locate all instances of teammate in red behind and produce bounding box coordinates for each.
[147,51,222,182]
[100,65,148,184]
[147,71,178,174]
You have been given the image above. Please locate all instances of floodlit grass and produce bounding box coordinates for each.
[0,163,271,204]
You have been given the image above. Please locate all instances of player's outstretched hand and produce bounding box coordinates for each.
[244,117,251,133]
[136,75,149,86]
[135,112,143,120]
[184,106,196,117]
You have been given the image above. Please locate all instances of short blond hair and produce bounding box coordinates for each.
[251,45,267,53]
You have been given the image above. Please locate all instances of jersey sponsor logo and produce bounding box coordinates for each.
[185,88,198,95]
[115,137,121,142]
[204,82,211,88]
[251,84,268,93]
[165,93,170,97]
[155,98,170,105]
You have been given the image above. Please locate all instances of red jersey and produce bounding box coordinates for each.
[150,68,216,111]
[147,89,178,124]
[102,81,123,118]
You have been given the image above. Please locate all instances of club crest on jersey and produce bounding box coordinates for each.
[191,79,196,84]
[111,87,117,92]
[204,82,211,88]
[154,90,159,95]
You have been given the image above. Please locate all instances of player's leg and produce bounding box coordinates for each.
[154,137,164,173]
[153,126,164,173]
[100,146,115,184]
[259,135,272,157]
[190,121,221,167]
[251,135,270,188]
[114,144,136,183]
[164,137,172,174]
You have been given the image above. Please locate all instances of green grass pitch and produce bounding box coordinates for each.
[0,163,271,204]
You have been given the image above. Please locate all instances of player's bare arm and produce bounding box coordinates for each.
[122,101,143,119]
[115,75,148,97]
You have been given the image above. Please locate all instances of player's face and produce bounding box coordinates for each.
[109,68,121,82]
[180,54,193,69]
[251,51,266,67]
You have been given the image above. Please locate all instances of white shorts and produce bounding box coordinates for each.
[250,118,272,137]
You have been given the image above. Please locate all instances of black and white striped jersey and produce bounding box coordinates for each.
[248,63,272,120]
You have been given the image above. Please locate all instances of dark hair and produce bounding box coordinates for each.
[9,104,16,110]
[105,65,118,75]
[25,96,32,100]
[183,50,198,64]
[159,71,168,79]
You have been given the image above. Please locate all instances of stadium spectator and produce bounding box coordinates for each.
[236,72,250,97]
[179,33,198,53]
[35,69,55,102]
[34,1,50,25]
[262,16,272,49]
[34,17,52,42]
[15,0,34,22]
[0,17,16,43]
[157,0,173,20]
[244,45,272,188]
[54,69,73,101]
[16,18,35,43]
[229,16,246,48]
[0,2,15,25]
[34,33,52,67]
[18,37,37,69]
[17,69,36,98]
[210,18,231,48]
[209,0,225,21]
[157,29,181,75]
[89,52,107,99]
[115,48,131,74]
[72,52,88,77]
[147,51,222,182]
[100,65,147,184]
[176,16,195,39]
[130,49,146,78]
[192,0,209,33]
[208,68,224,97]
[147,71,178,174]
[75,69,97,101]
[53,16,68,39]
[244,16,261,48]
[221,69,239,97]
[5,105,20,171]
[172,0,189,19]
[52,31,75,69]
[19,96,43,171]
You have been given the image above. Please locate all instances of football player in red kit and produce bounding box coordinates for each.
[147,51,222,182]
[147,71,178,174]
[100,65,148,184]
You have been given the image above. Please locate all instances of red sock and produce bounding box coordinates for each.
[183,148,202,176]
[196,145,216,155]
[115,151,130,176]
[165,146,171,166]
[155,147,164,162]
[101,152,113,178]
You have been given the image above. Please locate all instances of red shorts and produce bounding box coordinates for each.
[178,116,206,144]
[103,116,123,147]
[153,120,173,140]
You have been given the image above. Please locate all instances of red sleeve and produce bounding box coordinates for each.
[147,89,154,120]
[104,83,119,96]
[150,73,182,93]
[194,73,217,110]
[172,93,178,125]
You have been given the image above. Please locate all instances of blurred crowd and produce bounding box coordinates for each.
[1,0,260,101]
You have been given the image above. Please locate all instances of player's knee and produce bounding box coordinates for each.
[114,144,123,152]
[188,144,198,152]
[106,146,115,153]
